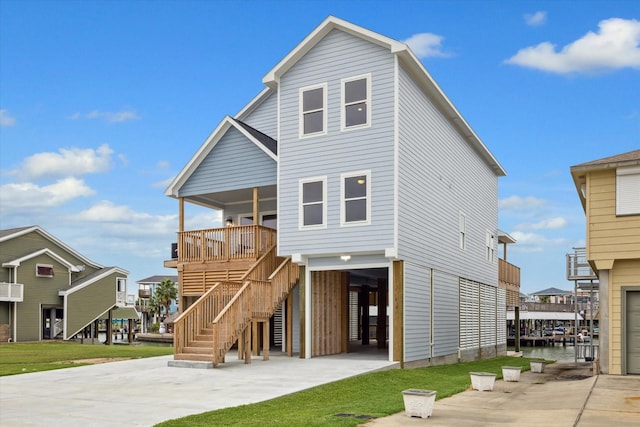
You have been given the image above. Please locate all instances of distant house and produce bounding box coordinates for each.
[529,287,573,304]
[0,226,133,342]
[571,149,640,375]
[164,16,508,367]
[136,275,178,332]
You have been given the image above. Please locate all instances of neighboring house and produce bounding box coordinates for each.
[136,275,178,332]
[0,226,133,342]
[570,149,640,375]
[529,287,573,304]
[164,16,508,367]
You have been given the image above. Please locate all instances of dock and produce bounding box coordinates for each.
[507,336,578,347]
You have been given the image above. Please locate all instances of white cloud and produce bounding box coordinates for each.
[509,231,568,253]
[525,11,547,27]
[152,177,174,189]
[403,33,451,59]
[505,18,640,74]
[157,160,170,169]
[0,177,95,211]
[515,216,568,230]
[12,144,114,180]
[499,195,546,211]
[72,200,177,234]
[69,109,140,123]
[0,109,16,127]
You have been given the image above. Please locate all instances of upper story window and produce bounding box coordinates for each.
[341,171,370,225]
[299,83,327,137]
[36,264,54,278]
[616,166,640,215]
[459,212,466,250]
[300,177,327,229]
[341,74,371,130]
[486,230,495,262]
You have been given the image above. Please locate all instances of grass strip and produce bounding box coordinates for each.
[156,356,532,427]
[0,341,173,376]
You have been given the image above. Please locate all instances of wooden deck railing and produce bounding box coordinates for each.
[173,281,243,356]
[178,225,277,263]
[268,258,300,313]
[499,258,521,307]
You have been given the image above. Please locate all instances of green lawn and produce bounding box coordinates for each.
[156,356,534,427]
[0,341,173,376]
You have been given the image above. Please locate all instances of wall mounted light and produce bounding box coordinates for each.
[225,216,234,227]
[340,255,351,262]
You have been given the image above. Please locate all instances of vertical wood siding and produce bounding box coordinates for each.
[277,29,395,256]
[397,65,498,287]
[432,270,459,357]
[311,270,347,356]
[403,262,431,361]
[180,127,277,197]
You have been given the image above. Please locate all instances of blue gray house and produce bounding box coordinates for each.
[165,16,509,367]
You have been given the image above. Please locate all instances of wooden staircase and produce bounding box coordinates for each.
[172,244,299,366]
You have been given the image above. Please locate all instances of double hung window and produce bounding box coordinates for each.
[300,177,327,228]
[300,83,327,137]
[341,171,370,225]
[341,74,370,130]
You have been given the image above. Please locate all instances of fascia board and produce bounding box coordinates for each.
[165,117,234,198]
[397,50,507,177]
[3,248,80,271]
[235,87,274,121]
[263,15,406,85]
[59,267,129,296]
[0,226,103,270]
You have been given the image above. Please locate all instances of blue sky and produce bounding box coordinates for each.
[1,0,638,295]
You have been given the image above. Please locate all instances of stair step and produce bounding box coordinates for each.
[174,353,213,362]
[183,346,213,355]
[188,340,211,348]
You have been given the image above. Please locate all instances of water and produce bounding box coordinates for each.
[509,339,599,362]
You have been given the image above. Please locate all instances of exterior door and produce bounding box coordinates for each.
[239,213,277,229]
[626,290,640,374]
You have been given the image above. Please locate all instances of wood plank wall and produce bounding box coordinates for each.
[311,271,349,357]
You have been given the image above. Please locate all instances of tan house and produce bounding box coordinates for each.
[570,149,640,375]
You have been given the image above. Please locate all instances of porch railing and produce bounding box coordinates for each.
[178,225,276,263]
[499,258,520,307]
[0,282,24,302]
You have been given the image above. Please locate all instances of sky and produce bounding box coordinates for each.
[1,0,638,295]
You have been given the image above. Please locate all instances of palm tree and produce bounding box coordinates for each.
[155,278,178,322]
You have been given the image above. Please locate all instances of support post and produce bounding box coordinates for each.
[362,285,370,345]
[515,306,520,352]
[263,320,270,361]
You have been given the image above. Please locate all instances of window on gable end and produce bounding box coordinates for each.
[300,83,327,137]
[36,264,54,278]
[300,177,327,228]
[486,230,495,262]
[341,171,370,225]
[342,74,371,130]
[616,166,640,215]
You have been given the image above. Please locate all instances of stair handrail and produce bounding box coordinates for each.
[267,257,300,313]
[211,280,252,366]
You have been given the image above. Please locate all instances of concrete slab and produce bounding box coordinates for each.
[0,352,396,427]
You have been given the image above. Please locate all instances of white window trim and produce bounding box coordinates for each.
[486,230,495,263]
[340,170,371,226]
[299,82,328,138]
[341,73,372,132]
[299,176,328,230]
[36,263,54,278]
[459,212,466,250]
[616,166,640,216]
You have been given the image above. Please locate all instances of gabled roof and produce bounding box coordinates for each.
[165,116,278,198]
[0,225,102,270]
[530,287,572,296]
[263,15,506,177]
[61,266,129,295]
[571,149,640,171]
[137,275,179,284]
[2,248,79,272]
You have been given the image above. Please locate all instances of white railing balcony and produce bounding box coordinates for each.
[116,291,126,306]
[0,282,24,302]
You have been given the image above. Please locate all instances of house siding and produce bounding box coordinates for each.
[587,169,640,261]
[403,262,431,362]
[397,65,498,287]
[180,127,277,197]
[238,90,278,139]
[66,274,117,338]
[610,260,640,374]
[277,29,395,256]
